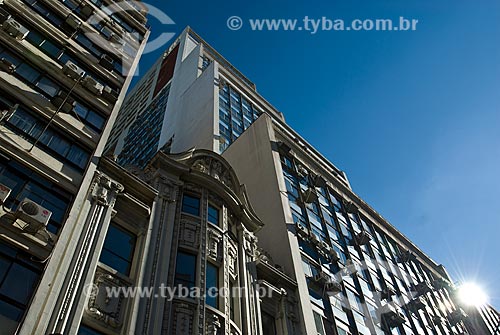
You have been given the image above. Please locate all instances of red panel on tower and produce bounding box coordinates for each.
[153,44,179,97]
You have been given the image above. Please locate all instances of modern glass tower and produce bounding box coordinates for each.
[0,0,150,333]
[109,27,499,335]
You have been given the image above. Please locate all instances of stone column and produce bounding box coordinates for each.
[48,172,124,334]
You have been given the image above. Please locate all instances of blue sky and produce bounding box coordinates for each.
[138,0,500,307]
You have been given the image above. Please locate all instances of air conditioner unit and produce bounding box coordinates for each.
[0,6,11,24]
[380,286,396,300]
[433,277,452,290]
[82,75,103,95]
[341,261,359,276]
[312,271,330,284]
[277,141,291,154]
[343,200,358,214]
[297,165,309,177]
[354,231,371,245]
[448,308,467,326]
[309,233,320,245]
[379,303,406,329]
[406,296,426,313]
[325,281,342,295]
[294,223,308,238]
[302,187,318,203]
[102,85,119,103]
[62,14,81,34]
[15,198,52,233]
[2,18,29,40]
[319,241,330,250]
[51,92,76,113]
[397,250,417,263]
[78,4,94,20]
[0,57,15,73]
[0,183,12,204]
[328,248,340,262]
[109,33,124,45]
[312,174,324,187]
[432,315,446,324]
[99,54,114,71]
[412,280,433,296]
[62,60,85,80]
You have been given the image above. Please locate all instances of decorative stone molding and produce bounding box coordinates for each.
[205,313,221,335]
[207,228,222,263]
[91,172,124,206]
[179,219,201,249]
[242,229,258,259]
[190,156,234,190]
[172,302,194,335]
[85,267,131,329]
[256,248,274,265]
[183,182,203,194]
[227,240,238,281]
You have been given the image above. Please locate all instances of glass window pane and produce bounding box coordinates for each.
[208,205,219,226]
[36,77,60,97]
[86,111,105,130]
[39,40,61,57]
[0,51,22,67]
[205,263,218,308]
[0,300,24,323]
[9,108,40,137]
[182,194,200,216]
[16,63,40,84]
[66,146,90,169]
[99,224,136,275]
[78,325,105,335]
[0,263,39,305]
[174,252,196,288]
[47,133,70,157]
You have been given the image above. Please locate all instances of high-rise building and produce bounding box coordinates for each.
[0,0,150,333]
[108,27,499,335]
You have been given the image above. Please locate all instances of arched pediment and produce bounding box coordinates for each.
[167,149,264,231]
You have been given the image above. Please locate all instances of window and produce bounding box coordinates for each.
[205,263,218,308]
[0,48,61,99]
[0,160,71,234]
[313,311,326,335]
[99,224,136,276]
[218,82,261,152]
[174,252,196,289]
[181,194,200,216]
[26,30,62,58]
[208,205,219,226]
[262,311,277,335]
[6,107,91,170]
[74,33,103,58]
[229,280,239,322]
[0,242,43,334]
[78,325,104,335]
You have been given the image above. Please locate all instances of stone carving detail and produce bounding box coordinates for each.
[86,267,130,329]
[205,313,221,335]
[184,182,203,194]
[172,302,194,335]
[91,172,124,206]
[227,240,238,280]
[188,156,235,190]
[179,219,201,249]
[242,229,258,259]
[207,228,222,262]
[256,248,274,264]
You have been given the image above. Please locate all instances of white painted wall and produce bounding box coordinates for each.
[222,115,317,334]
[159,33,218,153]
